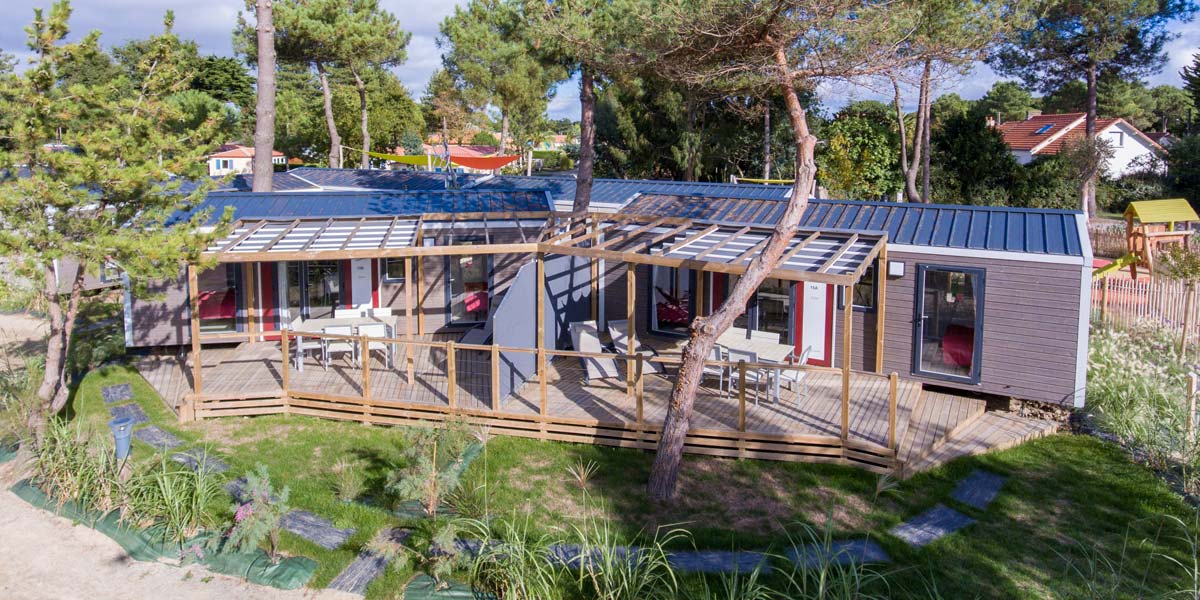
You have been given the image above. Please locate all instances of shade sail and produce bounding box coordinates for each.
[448,155,521,170]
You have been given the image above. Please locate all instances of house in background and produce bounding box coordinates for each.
[995,113,1166,177]
[208,144,286,177]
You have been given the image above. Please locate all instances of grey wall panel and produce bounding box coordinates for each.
[494,262,537,399]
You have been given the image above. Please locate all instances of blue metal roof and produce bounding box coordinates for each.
[172,190,553,225]
[471,175,792,204]
[621,195,1085,257]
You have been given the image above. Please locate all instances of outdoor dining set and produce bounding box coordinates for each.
[288,308,398,371]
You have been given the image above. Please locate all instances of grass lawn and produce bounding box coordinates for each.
[70,362,1198,599]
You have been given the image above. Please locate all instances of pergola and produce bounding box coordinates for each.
[192,211,889,441]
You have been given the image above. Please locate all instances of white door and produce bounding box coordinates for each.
[349,259,374,310]
[799,281,832,365]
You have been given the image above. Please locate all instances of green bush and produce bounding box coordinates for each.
[32,418,123,514]
[125,455,224,543]
[219,464,290,562]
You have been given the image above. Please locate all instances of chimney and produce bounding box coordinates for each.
[1025,109,1042,120]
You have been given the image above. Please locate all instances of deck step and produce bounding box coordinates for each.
[904,412,1058,476]
[897,390,986,466]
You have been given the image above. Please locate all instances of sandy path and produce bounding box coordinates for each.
[0,482,354,600]
[0,312,48,371]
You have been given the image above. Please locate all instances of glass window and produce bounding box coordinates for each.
[382,258,406,283]
[839,263,876,311]
[915,266,983,382]
[196,265,238,333]
[305,261,341,319]
[447,240,490,324]
[650,266,693,335]
[755,279,791,343]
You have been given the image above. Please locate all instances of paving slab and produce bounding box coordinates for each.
[889,504,975,548]
[170,448,228,474]
[328,529,409,595]
[108,403,148,426]
[280,509,355,550]
[951,470,1007,510]
[132,426,183,451]
[667,550,772,574]
[787,539,891,568]
[101,383,133,404]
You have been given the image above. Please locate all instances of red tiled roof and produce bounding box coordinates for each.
[210,145,284,159]
[994,113,1085,151]
[420,144,498,158]
[1036,118,1121,154]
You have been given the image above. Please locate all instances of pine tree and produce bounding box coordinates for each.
[0,2,227,425]
[1183,52,1200,112]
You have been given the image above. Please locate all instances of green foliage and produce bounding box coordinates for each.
[400,131,424,156]
[371,518,470,586]
[470,131,499,147]
[1167,135,1200,205]
[125,454,224,543]
[329,457,365,503]
[0,353,43,441]
[331,67,424,154]
[191,55,255,108]
[1182,51,1200,111]
[816,106,901,200]
[167,89,238,140]
[930,111,1020,204]
[31,417,122,514]
[1157,244,1200,282]
[977,81,1038,122]
[1149,84,1193,132]
[222,464,290,562]
[385,424,470,517]
[1096,173,1170,214]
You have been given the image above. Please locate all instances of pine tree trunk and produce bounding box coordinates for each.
[921,81,932,203]
[317,62,342,169]
[34,262,86,433]
[354,69,370,170]
[763,102,771,180]
[499,112,509,157]
[50,270,86,413]
[646,45,817,501]
[1083,63,1099,216]
[573,67,596,212]
[252,0,276,192]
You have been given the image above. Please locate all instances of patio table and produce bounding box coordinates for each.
[717,328,796,402]
[289,316,399,372]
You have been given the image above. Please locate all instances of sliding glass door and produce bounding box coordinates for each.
[446,239,491,324]
[284,261,341,320]
[650,265,693,335]
[913,265,984,383]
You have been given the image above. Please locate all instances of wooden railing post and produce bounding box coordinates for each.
[1188,373,1197,444]
[490,343,501,412]
[360,335,371,401]
[280,329,290,410]
[888,372,899,450]
[737,360,747,433]
[446,340,457,409]
[1100,276,1110,323]
[635,354,645,426]
[1182,283,1195,359]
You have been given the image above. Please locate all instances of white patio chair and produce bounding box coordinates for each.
[605,319,664,374]
[291,331,323,372]
[726,347,770,405]
[569,320,622,384]
[322,325,358,369]
[335,308,365,319]
[702,345,729,396]
[358,323,393,369]
[749,329,782,344]
[776,346,813,405]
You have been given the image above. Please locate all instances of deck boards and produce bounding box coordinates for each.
[132,337,1055,472]
[906,412,1058,474]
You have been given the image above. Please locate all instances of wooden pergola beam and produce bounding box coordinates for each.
[691,226,751,261]
[299,218,337,252]
[777,232,822,267]
[216,220,268,253]
[594,217,669,251]
[638,222,693,251]
[658,224,718,256]
[817,234,859,274]
[256,219,302,254]
[731,235,773,265]
[338,217,369,251]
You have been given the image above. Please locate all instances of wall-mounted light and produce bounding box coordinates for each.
[887,260,905,278]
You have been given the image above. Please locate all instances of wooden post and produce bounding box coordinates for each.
[536,253,547,416]
[695,271,706,317]
[280,328,290,404]
[187,264,203,400]
[1188,373,1198,444]
[590,219,600,320]
[1181,283,1195,358]
[875,248,887,374]
[737,361,748,433]
[243,263,257,340]
[405,257,415,384]
[841,285,852,440]
[416,256,426,336]
[446,340,457,409]
[635,354,645,425]
[360,335,371,402]
[626,264,636,399]
[1100,276,1110,323]
[490,343,501,412]
[888,372,898,450]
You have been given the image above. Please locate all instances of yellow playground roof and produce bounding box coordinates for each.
[1124,198,1199,224]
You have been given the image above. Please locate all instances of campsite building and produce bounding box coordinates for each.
[123,169,1085,474]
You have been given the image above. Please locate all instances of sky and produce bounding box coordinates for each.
[3,0,1198,120]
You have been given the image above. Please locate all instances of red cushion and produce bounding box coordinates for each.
[942,324,974,368]
[198,289,236,320]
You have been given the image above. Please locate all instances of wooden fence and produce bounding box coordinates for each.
[1092,277,1198,349]
[180,330,904,473]
[1088,223,1127,259]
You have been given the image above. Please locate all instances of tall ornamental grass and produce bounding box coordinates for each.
[1087,323,1200,491]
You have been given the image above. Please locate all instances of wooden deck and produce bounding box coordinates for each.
[135,335,1052,474]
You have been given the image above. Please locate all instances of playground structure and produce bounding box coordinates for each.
[1093,199,1199,280]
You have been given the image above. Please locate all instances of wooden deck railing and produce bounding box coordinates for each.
[185,330,904,472]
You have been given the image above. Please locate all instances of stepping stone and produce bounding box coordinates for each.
[951,470,1007,510]
[171,448,228,474]
[889,504,975,548]
[132,426,183,451]
[281,509,355,550]
[667,550,772,574]
[787,539,890,568]
[101,383,133,404]
[108,403,148,426]
[328,529,409,595]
